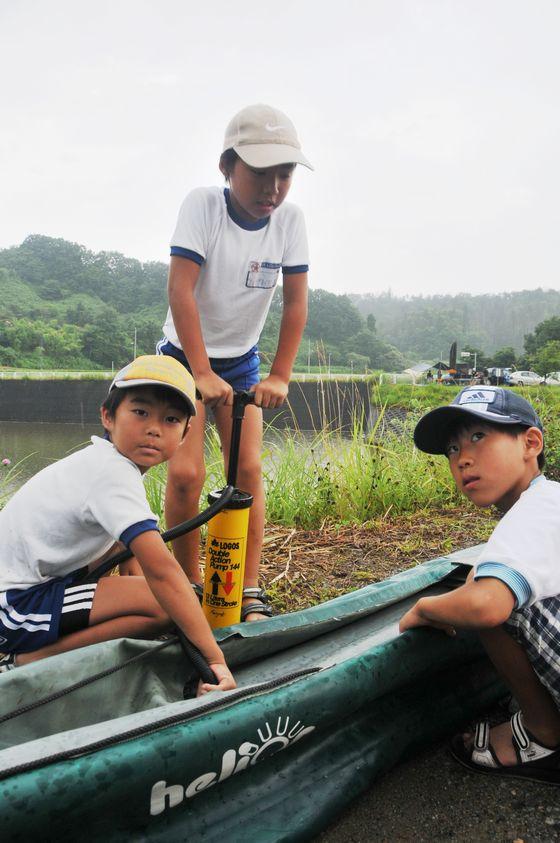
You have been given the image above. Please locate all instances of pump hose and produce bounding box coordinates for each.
[82,484,236,583]
[79,484,236,689]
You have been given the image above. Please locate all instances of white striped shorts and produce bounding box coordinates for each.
[0,570,98,654]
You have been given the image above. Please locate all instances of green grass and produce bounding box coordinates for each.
[143,405,460,531]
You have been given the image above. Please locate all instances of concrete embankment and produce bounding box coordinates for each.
[0,379,371,431]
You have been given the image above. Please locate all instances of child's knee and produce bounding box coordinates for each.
[149,605,172,634]
[168,461,206,496]
[235,453,262,486]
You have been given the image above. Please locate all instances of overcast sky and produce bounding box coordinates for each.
[1,1,560,297]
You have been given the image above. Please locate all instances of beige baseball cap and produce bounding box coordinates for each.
[109,355,197,416]
[223,103,313,170]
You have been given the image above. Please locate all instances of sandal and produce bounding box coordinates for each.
[0,653,16,673]
[450,711,560,785]
[241,587,273,622]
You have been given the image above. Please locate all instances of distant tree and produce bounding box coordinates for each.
[534,340,560,375]
[306,290,363,345]
[492,346,517,367]
[40,279,65,300]
[82,308,133,368]
[347,352,369,371]
[524,316,560,358]
[343,329,407,372]
[461,345,489,370]
[366,313,376,332]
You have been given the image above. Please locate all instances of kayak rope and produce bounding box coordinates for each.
[0,636,176,725]
[0,665,321,781]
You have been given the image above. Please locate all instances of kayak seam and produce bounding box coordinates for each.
[0,666,321,781]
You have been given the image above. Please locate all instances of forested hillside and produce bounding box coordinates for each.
[0,235,405,371]
[0,235,558,371]
[351,290,560,357]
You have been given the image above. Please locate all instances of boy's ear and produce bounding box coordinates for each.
[100,406,114,432]
[524,426,544,461]
[181,418,192,440]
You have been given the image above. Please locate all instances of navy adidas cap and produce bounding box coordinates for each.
[414,386,543,455]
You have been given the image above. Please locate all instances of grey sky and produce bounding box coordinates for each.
[1,1,559,297]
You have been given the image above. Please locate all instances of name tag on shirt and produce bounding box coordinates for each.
[246,261,281,289]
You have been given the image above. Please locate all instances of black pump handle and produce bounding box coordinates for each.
[227,391,255,487]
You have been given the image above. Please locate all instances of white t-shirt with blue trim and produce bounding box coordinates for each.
[0,437,158,591]
[474,475,560,608]
[162,186,309,358]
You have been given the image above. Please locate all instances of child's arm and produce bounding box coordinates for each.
[168,257,233,407]
[399,577,516,636]
[130,530,235,692]
[253,273,308,409]
[119,557,143,576]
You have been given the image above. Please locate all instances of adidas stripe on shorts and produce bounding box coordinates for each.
[0,570,98,654]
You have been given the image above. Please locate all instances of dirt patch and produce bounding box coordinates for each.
[259,507,497,613]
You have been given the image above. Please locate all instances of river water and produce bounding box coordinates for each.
[0,421,320,498]
[1,421,101,493]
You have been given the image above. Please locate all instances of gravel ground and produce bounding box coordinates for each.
[315,740,560,843]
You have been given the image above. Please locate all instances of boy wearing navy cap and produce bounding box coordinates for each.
[400,386,560,783]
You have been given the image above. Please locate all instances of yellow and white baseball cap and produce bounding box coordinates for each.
[109,355,197,416]
[223,103,313,170]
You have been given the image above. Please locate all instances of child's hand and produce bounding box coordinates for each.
[196,371,233,408]
[197,662,237,696]
[252,375,289,409]
[399,604,456,637]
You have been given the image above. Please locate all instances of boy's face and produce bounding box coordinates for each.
[445,421,543,511]
[101,389,189,473]
[223,159,295,221]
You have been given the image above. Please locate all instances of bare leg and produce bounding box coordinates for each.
[214,402,266,621]
[164,402,207,583]
[17,576,171,666]
[471,626,560,764]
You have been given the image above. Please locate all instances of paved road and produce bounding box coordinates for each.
[315,740,560,843]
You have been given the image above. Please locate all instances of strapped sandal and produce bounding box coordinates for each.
[241,587,273,622]
[0,653,16,674]
[192,583,203,604]
[450,711,560,785]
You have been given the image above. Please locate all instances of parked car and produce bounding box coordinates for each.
[508,370,542,386]
[485,367,512,385]
[542,371,560,385]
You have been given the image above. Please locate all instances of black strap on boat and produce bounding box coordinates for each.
[76,483,236,688]
[0,637,177,725]
[0,666,322,782]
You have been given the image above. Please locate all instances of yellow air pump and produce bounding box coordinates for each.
[202,392,254,629]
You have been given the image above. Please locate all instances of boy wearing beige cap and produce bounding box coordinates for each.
[0,355,235,694]
[158,104,312,621]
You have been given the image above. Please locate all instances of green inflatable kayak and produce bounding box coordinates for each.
[0,546,503,842]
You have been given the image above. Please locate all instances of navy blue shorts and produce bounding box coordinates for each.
[0,570,98,654]
[156,340,260,392]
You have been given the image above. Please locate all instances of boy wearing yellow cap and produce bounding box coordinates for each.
[0,355,235,694]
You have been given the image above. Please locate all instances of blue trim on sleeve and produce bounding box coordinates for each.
[224,188,269,230]
[282,264,308,275]
[475,562,532,608]
[120,519,159,549]
[170,246,204,264]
